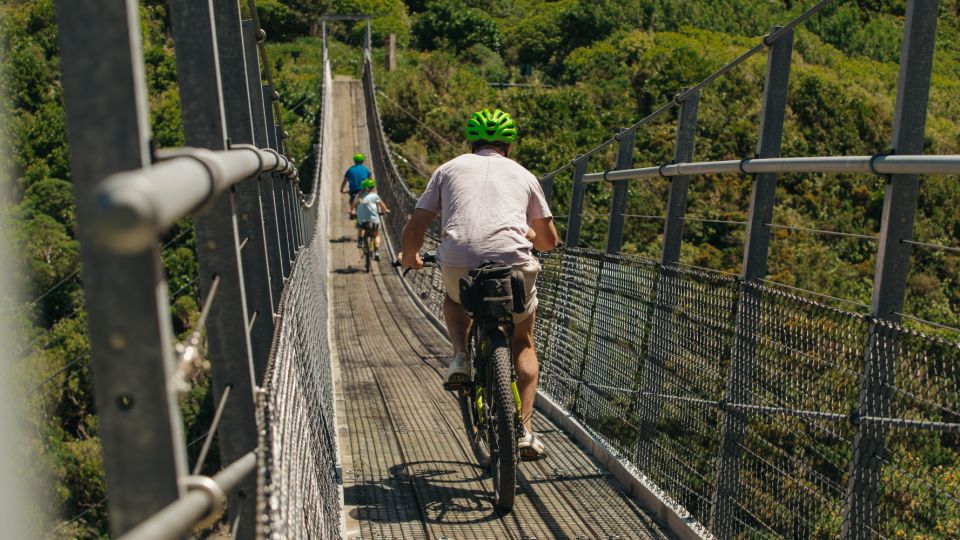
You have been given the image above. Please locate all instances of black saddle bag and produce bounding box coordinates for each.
[459,261,527,319]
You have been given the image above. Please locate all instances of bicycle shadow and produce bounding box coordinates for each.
[344,459,505,526]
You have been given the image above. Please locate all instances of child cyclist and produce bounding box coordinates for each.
[350,178,390,261]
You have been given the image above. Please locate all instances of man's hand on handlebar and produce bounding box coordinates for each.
[398,250,423,270]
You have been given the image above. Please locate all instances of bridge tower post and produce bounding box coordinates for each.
[605,130,637,254]
[564,157,589,248]
[212,0,277,374]
[842,1,939,537]
[634,89,700,468]
[711,27,794,537]
[54,0,188,534]
[168,0,260,536]
[241,19,287,319]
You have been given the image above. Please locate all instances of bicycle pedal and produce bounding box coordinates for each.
[519,448,548,461]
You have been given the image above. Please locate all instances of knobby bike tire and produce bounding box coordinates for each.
[364,237,372,273]
[488,331,516,512]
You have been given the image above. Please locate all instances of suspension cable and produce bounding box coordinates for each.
[376,89,460,150]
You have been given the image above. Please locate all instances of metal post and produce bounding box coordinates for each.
[661,91,700,266]
[241,20,284,316]
[540,175,555,207]
[213,0,275,371]
[711,28,793,537]
[168,1,259,537]
[289,179,303,249]
[54,0,187,534]
[842,2,938,537]
[262,84,293,277]
[605,129,636,254]
[365,20,372,52]
[565,157,588,248]
[634,90,700,468]
[387,33,397,71]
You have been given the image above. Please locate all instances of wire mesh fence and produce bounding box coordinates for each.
[255,47,341,539]
[360,53,445,322]
[534,247,960,539]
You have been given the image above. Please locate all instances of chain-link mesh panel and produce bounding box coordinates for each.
[360,54,445,321]
[256,54,340,539]
[535,248,959,539]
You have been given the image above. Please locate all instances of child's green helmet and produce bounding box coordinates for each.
[360,178,376,189]
[465,109,517,144]
[353,153,366,163]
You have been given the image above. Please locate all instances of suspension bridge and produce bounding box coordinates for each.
[46,0,958,539]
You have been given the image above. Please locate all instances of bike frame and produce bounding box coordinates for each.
[465,313,523,458]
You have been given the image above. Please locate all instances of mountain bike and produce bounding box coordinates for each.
[356,213,387,273]
[396,252,526,512]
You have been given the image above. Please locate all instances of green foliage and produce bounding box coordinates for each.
[412,0,500,53]
[258,0,311,41]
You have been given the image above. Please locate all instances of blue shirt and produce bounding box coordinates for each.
[344,164,372,193]
[356,192,381,223]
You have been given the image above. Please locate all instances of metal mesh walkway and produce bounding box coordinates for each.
[329,78,673,539]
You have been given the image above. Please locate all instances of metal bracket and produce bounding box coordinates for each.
[154,147,228,214]
[180,475,226,530]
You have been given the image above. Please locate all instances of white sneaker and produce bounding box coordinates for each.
[518,430,547,460]
[444,352,471,387]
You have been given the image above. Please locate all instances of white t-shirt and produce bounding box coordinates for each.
[416,149,552,268]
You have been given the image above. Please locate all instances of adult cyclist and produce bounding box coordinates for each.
[341,153,373,246]
[399,109,560,459]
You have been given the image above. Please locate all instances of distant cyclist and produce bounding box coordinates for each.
[341,153,373,245]
[351,178,390,261]
[399,108,560,459]
[341,152,372,206]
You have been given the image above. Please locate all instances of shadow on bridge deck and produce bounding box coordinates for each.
[329,77,673,539]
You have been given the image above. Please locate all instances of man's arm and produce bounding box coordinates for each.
[340,176,349,193]
[400,208,436,268]
[378,200,390,213]
[529,217,560,252]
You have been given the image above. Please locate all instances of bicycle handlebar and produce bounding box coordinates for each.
[392,251,438,276]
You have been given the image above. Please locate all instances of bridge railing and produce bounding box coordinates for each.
[364,0,959,538]
[54,0,337,538]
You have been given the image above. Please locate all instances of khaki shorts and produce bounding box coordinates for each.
[441,258,541,322]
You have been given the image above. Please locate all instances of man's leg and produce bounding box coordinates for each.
[443,295,470,355]
[512,311,539,434]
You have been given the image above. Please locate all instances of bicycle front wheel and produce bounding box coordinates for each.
[487,331,516,512]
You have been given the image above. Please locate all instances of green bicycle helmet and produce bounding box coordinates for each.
[465,109,517,144]
[353,152,366,163]
[360,178,376,190]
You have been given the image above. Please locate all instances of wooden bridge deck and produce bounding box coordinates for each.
[330,77,673,539]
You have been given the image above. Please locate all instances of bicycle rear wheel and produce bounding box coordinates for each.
[486,331,516,512]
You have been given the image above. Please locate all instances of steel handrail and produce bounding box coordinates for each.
[91,146,298,253]
[582,154,960,183]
